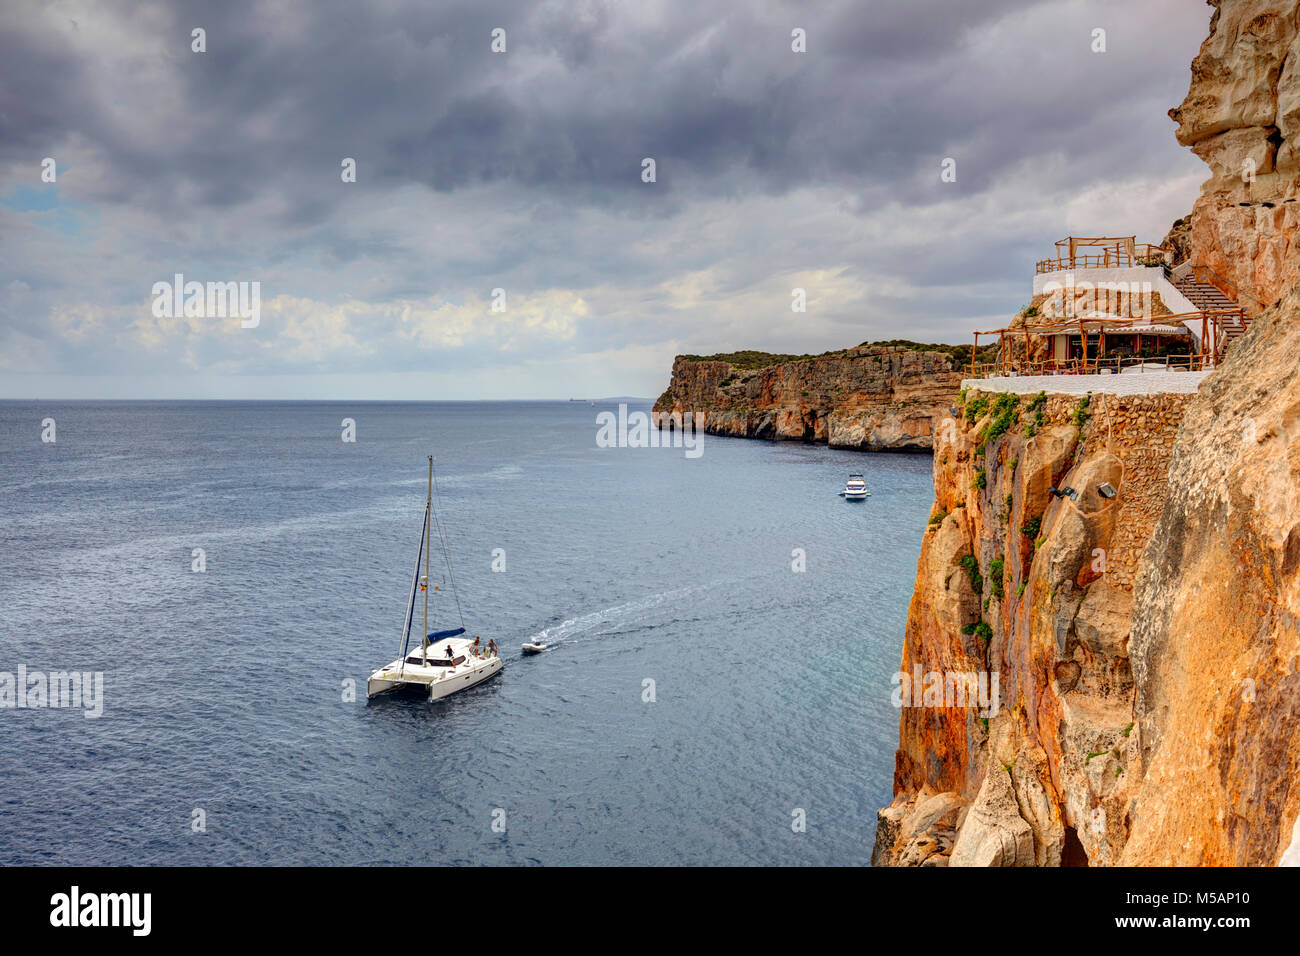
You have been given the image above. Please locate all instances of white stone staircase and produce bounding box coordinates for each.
[1171,264,1252,354]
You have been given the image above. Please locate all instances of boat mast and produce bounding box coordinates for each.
[422,455,432,665]
[397,502,427,678]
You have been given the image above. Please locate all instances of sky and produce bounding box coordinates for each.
[1,0,1214,400]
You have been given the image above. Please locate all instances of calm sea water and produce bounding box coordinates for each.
[0,400,931,865]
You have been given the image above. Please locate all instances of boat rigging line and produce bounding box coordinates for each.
[429,457,465,630]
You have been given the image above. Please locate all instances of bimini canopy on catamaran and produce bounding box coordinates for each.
[367,457,503,702]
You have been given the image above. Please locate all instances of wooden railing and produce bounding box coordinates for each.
[1035,243,1171,275]
[967,308,1245,378]
[968,354,1209,379]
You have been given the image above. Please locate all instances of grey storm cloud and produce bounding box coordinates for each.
[4,0,1160,205]
[0,0,1215,398]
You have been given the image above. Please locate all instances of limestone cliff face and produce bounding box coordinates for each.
[877,299,1300,868]
[1170,0,1300,311]
[1161,216,1193,267]
[875,0,1300,867]
[653,346,962,451]
[874,388,1193,866]
[1096,0,1300,866]
[1121,290,1300,865]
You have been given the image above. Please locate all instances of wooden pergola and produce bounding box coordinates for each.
[1035,236,1172,274]
[968,310,1241,377]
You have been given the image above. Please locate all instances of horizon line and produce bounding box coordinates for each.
[0,396,656,403]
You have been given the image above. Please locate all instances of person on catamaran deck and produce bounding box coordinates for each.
[488,639,497,657]
[445,643,454,659]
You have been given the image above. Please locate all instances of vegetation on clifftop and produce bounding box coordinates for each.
[680,349,831,369]
[855,340,997,367]
[679,339,997,372]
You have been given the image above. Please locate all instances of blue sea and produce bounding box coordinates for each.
[0,400,932,865]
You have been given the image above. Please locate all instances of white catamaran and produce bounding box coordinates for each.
[367,456,503,701]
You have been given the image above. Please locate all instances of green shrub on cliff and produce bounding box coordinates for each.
[1021,516,1042,538]
[979,393,1020,445]
[959,554,983,595]
[1025,391,1048,435]
[965,395,990,420]
[971,468,987,490]
[1072,394,1092,428]
[989,557,1005,599]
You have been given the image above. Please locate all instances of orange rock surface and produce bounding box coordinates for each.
[653,346,962,451]
[876,0,1300,866]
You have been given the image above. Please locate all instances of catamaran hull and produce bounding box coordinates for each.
[367,656,503,701]
[366,675,401,697]
[427,656,503,701]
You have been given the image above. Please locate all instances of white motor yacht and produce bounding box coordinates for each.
[842,474,870,500]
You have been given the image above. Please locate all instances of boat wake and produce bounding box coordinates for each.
[522,580,726,648]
